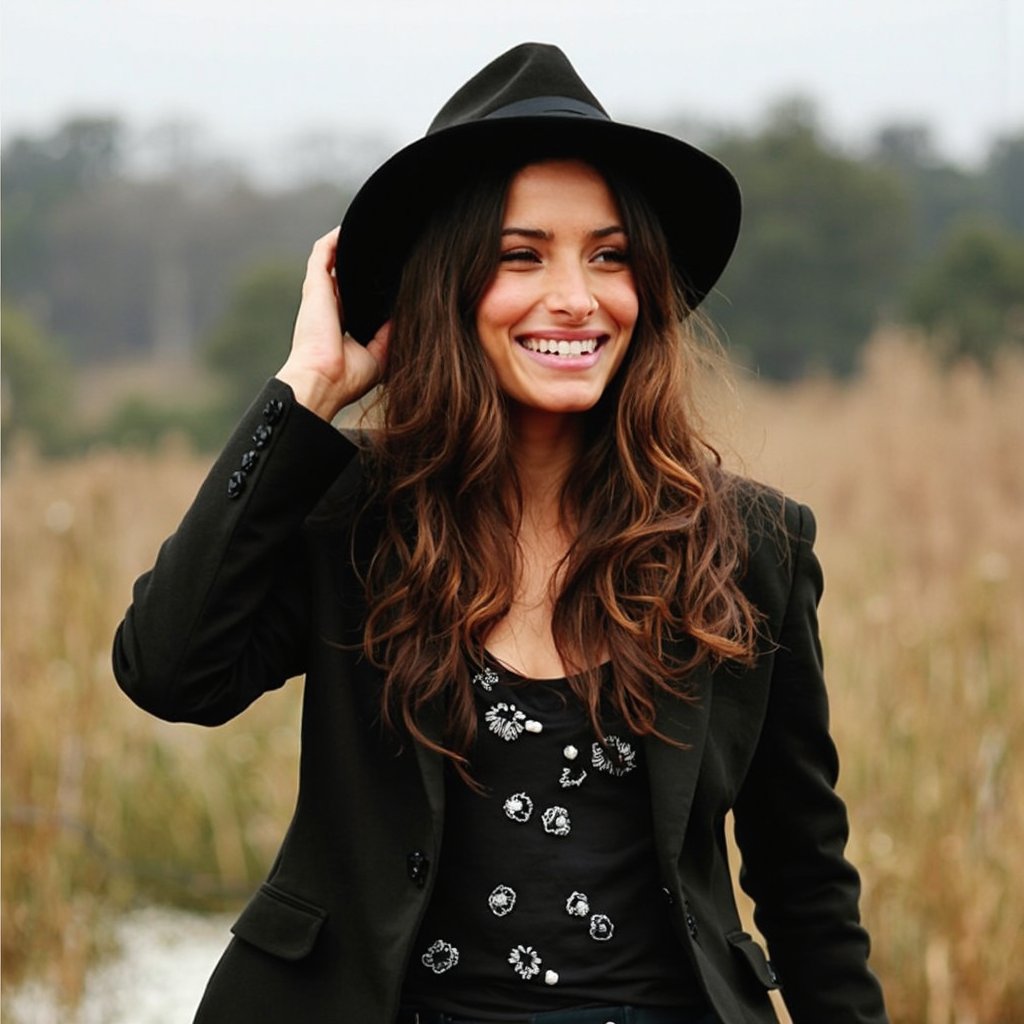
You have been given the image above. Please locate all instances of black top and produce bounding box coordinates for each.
[402,657,707,1019]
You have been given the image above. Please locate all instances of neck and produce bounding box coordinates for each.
[507,408,584,516]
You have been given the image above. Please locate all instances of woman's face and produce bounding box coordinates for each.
[475,160,638,417]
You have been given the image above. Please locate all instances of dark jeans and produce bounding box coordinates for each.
[398,1006,719,1024]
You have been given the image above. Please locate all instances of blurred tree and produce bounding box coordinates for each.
[906,219,1024,361]
[983,132,1024,234]
[1,305,76,456]
[707,99,912,377]
[2,117,126,303]
[203,263,303,423]
[870,122,986,263]
[1,119,349,364]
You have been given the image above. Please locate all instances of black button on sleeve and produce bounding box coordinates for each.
[240,449,259,472]
[227,471,246,499]
[252,423,273,449]
[262,398,284,425]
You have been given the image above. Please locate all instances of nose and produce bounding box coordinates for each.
[545,262,597,321]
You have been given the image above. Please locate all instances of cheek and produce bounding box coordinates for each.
[593,269,640,333]
[476,279,527,338]
[614,280,640,330]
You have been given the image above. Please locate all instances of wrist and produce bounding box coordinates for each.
[274,366,350,422]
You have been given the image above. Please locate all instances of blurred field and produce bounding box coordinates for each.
[2,332,1022,1022]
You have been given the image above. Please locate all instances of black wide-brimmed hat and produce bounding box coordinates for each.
[337,42,741,343]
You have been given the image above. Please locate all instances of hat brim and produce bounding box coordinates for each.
[337,117,740,343]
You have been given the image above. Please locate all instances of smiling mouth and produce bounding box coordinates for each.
[517,337,603,356]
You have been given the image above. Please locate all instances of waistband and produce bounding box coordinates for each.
[397,1006,718,1024]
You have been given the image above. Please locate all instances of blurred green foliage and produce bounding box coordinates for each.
[708,99,912,377]
[1,304,76,457]
[203,263,304,425]
[906,220,1024,362]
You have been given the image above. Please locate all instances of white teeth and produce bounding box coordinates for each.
[520,338,598,356]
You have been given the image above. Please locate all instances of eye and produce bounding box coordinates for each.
[499,248,541,264]
[594,247,630,265]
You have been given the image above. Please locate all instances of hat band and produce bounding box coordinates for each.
[483,96,609,121]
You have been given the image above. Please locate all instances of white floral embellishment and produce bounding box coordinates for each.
[565,891,590,917]
[504,792,534,823]
[421,938,460,973]
[559,767,587,789]
[525,719,543,734]
[488,884,517,916]
[544,969,559,985]
[563,745,579,760]
[591,735,637,776]
[589,914,614,941]
[508,944,542,979]
[542,805,571,836]
[486,702,527,741]
[472,666,499,691]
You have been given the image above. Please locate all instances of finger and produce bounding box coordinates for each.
[304,227,340,280]
[301,229,343,313]
[365,320,392,377]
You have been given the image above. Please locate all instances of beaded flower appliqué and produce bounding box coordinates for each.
[488,884,517,917]
[504,792,534,823]
[591,735,637,776]
[472,666,499,692]
[508,944,543,979]
[565,891,590,917]
[486,702,527,742]
[559,767,587,788]
[541,805,572,836]
[421,938,460,973]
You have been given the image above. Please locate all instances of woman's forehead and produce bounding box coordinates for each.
[502,160,624,228]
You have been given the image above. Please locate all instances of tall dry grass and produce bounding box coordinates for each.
[2,332,1022,1021]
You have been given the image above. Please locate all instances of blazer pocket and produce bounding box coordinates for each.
[727,930,781,991]
[231,881,328,960]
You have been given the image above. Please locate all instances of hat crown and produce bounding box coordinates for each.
[427,42,608,135]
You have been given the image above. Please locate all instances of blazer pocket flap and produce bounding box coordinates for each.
[231,883,327,960]
[727,930,780,990]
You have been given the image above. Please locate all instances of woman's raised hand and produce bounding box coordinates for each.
[275,227,390,421]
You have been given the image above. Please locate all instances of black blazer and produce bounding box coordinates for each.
[113,380,888,1024]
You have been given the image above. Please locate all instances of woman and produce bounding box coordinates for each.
[114,44,888,1024]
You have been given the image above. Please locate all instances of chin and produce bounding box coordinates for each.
[522,391,605,415]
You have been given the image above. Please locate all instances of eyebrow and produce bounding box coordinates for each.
[500,225,627,240]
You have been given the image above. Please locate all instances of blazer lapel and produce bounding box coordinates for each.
[644,659,714,872]
[412,698,447,832]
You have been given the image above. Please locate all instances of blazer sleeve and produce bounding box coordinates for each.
[112,379,358,726]
[732,502,888,1023]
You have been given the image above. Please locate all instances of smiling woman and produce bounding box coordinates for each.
[476,160,638,418]
[113,42,889,1024]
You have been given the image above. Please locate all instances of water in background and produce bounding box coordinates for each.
[7,908,234,1024]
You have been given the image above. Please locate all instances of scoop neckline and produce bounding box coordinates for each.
[482,650,611,684]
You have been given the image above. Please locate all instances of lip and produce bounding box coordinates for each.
[517,330,605,342]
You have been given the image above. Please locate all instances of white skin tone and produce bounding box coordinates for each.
[279,159,638,677]
[275,226,391,421]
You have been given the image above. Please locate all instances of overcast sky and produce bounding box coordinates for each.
[3,0,1022,177]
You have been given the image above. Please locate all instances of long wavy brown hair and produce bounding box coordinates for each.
[357,155,760,778]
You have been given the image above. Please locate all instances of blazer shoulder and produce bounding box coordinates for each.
[728,474,813,552]
[726,474,817,617]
